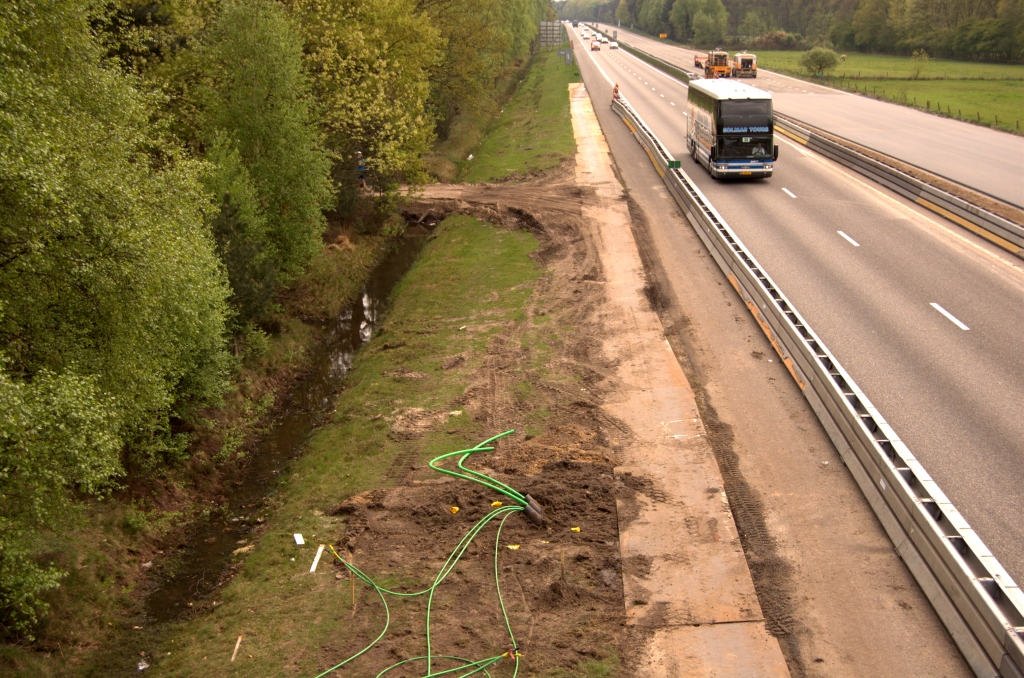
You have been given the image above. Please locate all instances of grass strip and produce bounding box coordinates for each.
[460,50,579,183]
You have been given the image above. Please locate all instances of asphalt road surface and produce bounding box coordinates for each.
[585,24,1024,207]
[572,25,1024,605]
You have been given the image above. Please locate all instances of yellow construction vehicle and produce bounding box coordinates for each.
[704,49,731,78]
[731,52,757,78]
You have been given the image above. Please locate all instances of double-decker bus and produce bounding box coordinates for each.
[686,79,777,179]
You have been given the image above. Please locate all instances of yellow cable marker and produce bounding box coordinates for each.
[491,501,503,508]
[449,506,460,515]
[507,544,520,550]
[570,526,581,532]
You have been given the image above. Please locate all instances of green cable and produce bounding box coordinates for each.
[429,430,527,506]
[313,552,392,678]
[317,432,531,677]
[493,510,521,678]
[425,506,522,674]
[374,654,501,677]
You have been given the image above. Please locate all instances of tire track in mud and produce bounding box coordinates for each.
[620,187,806,676]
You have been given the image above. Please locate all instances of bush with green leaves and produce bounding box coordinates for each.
[800,46,841,75]
[0,367,122,638]
[0,0,230,635]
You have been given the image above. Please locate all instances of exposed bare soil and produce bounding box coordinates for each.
[305,171,651,675]
[328,460,625,676]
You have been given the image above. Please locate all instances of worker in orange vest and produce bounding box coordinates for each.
[612,83,619,101]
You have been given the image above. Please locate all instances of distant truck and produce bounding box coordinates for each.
[731,52,757,78]
[686,78,777,179]
[703,49,731,78]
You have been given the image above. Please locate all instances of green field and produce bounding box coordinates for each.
[753,50,1024,133]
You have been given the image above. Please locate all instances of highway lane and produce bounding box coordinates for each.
[584,24,1024,207]
[573,29,1024,589]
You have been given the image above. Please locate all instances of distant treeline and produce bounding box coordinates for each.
[0,0,551,638]
[558,0,1024,60]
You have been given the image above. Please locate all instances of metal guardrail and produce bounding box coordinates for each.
[610,93,1024,678]
[773,115,1024,258]
[611,37,1024,259]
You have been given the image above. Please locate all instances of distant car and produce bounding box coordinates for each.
[601,36,609,43]
[591,40,601,51]
[609,41,619,49]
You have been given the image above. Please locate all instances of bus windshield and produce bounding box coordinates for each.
[720,100,772,131]
[718,136,772,159]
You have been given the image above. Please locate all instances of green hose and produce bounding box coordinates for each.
[315,432,530,678]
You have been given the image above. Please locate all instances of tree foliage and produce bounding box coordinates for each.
[560,0,1024,59]
[1,0,560,641]
[800,45,841,73]
[0,0,230,634]
[202,0,334,310]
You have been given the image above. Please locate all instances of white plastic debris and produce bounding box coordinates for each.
[294,533,305,545]
[310,544,325,573]
[137,659,150,671]
[467,154,473,161]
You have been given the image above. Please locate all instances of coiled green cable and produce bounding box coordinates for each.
[315,432,528,678]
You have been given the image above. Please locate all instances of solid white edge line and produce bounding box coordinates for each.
[783,188,797,198]
[837,230,861,247]
[572,28,615,86]
[930,303,970,330]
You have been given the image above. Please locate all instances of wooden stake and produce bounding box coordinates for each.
[349,553,356,616]
[350,570,356,616]
[231,635,243,662]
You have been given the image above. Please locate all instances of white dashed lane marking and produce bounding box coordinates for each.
[837,231,860,247]
[782,188,797,198]
[931,303,970,330]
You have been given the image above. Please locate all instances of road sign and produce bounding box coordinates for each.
[539,21,563,47]
[667,160,681,169]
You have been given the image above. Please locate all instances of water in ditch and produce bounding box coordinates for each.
[145,234,428,622]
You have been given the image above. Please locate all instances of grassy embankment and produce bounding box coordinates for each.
[754,51,1024,134]
[120,215,544,677]
[0,224,391,676]
[44,47,605,677]
[427,49,580,183]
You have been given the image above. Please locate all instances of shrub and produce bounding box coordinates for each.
[800,46,840,76]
